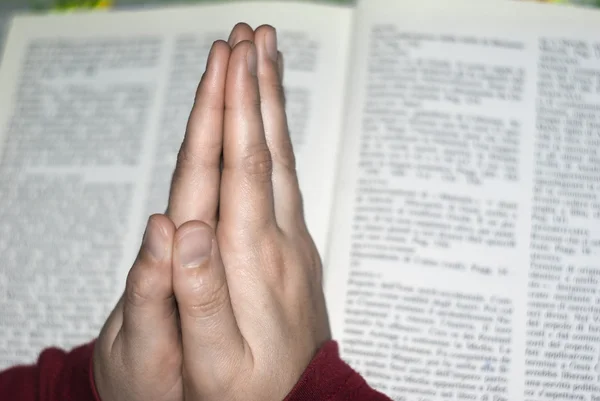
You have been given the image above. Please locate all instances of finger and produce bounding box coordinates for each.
[167,41,230,228]
[227,22,254,48]
[120,214,178,351]
[221,40,275,234]
[255,25,303,231]
[173,221,244,385]
[277,51,284,84]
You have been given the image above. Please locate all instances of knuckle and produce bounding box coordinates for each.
[224,96,262,120]
[174,143,220,179]
[265,79,286,103]
[194,93,224,115]
[272,137,297,173]
[242,146,273,182]
[249,93,263,115]
[258,237,287,283]
[184,278,229,319]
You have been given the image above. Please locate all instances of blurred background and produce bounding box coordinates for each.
[1,0,599,50]
[0,0,335,55]
[1,0,599,33]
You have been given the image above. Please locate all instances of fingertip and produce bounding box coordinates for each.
[228,22,254,48]
[254,25,278,64]
[174,220,214,271]
[255,23,275,33]
[213,39,231,53]
[123,215,174,310]
[254,24,275,43]
[231,40,257,78]
[208,40,232,67]
[202,40,231,84]
[148,214,175,242]
[227,40,258,90]
[141,214,174,262]
[230,39,255,62]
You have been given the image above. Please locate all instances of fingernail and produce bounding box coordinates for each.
[178,227,212,268]
[265,28,278,62]
[277,51,284,81]
[143,218,166,260]
[247,42,257,76]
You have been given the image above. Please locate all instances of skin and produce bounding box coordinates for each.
[93,23,331,401]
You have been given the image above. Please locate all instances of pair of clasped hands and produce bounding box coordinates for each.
[93,23,330,401]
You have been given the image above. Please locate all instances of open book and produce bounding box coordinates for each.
[2,0,600,399]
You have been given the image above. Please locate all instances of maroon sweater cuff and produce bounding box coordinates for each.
[0,341,99,401]
[0,340,391,401]
[284,340,392,401]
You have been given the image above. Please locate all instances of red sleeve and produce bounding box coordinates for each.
[0,340,390,401]
[0,341,100,401]
[284,341,393,401]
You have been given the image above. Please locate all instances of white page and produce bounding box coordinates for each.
[0,1,352,369]
[325,0,600,400]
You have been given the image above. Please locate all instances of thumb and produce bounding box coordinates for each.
[173,221,244,390]
[121,214,178,352]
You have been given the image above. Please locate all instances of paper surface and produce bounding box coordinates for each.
[325,0,600,399]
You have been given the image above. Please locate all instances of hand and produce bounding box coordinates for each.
[92,24,250,401]
[170,24,331,401]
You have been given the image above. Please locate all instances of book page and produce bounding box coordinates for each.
[0,2,352,369]
[324,0,600,400]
